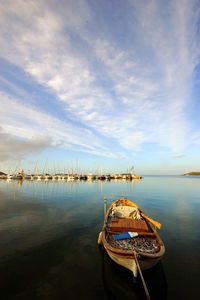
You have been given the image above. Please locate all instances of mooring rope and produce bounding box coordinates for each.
[134,252,151,300]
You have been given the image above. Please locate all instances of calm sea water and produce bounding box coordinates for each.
[0,176,199,300]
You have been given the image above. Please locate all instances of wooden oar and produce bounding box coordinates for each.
[134,252,151,300]
[104,196,107,217]
[141,213,161,229]
[98,197,107,245]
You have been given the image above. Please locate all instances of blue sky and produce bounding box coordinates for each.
[0,0,200,175]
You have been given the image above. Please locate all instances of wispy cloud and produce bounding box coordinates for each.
[0,0,200,165]
[0,92,118,160]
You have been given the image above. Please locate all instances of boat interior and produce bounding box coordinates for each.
[105,203,161,254]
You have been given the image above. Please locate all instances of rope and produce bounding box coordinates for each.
[134,252,151,300]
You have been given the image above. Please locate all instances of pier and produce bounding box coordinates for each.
[0,171,142,181]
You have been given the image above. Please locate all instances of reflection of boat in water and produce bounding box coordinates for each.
[101,247,167,300]
[98,198,165,279]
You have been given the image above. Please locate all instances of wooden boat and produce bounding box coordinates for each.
[98,198,165,278]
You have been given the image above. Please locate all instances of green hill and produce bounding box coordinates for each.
[0,171,7,175]
[183,172,200,176]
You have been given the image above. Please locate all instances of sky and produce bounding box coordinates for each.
[0,0,200,175]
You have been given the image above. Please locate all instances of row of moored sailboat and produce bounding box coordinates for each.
[0,172,142,181]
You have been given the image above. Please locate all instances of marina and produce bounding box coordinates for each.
[0,171,143,181]
[1,1,200,299]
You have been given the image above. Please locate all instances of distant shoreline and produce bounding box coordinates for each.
[182,172,200,176]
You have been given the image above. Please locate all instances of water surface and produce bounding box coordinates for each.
[0,176,199,299]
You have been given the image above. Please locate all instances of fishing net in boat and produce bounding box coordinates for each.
[112,205,141,219]
[109,235,160,254]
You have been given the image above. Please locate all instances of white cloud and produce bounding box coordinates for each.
[0,127,52,161]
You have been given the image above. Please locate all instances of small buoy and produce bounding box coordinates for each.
[98,231,102,245]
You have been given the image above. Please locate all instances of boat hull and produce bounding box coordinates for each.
[106,248,138,277]
[106,247,161,277]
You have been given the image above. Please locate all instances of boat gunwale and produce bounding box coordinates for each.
[105,246,162,263]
